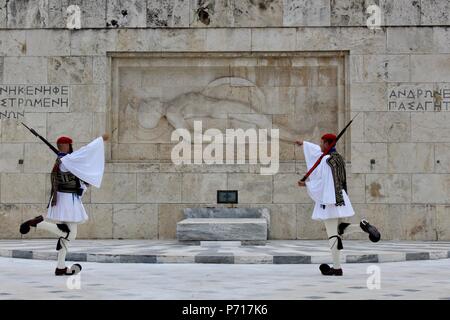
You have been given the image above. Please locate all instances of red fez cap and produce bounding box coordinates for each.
[321,133,336,143]
[56,136,73,144]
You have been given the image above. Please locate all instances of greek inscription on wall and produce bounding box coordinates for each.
[0,85,70,119]
[388,85,450,112]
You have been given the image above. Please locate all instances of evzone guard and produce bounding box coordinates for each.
[19,129,109,276]
[296,132,381,276]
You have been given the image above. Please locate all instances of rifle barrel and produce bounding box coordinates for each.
[21,122,59,155]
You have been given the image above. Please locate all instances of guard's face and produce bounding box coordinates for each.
[57,143,70,153]
[320,139,329,152]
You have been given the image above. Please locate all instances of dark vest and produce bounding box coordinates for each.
[55,170,80,193]
[326,151,347,206]
[48,156,82,207]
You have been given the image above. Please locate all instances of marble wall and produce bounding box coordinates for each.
[0,0,449,240]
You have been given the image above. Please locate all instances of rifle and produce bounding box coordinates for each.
[300,113,360,182]
[21,122,59,155]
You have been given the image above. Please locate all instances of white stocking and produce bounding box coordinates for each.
[341,223,362,235]
[36,220,68,238]
[56,223,77,269]
[323,218,342,269]
[36,220,77,269]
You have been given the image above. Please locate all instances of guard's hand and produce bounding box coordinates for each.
[295,140,303,146]
[102,133,110,141]
[298,180,306,187]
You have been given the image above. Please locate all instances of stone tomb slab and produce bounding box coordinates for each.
[177,218,267,241]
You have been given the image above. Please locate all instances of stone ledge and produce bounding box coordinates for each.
[1,240,448,264]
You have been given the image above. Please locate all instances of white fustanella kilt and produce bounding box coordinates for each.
[46,188,88,224]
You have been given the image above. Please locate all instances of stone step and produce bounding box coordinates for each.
[184,208,270,222]
[200,241,242,247]
[177,218,268,241]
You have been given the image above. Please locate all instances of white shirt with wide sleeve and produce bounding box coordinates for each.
[60,137,105,188]
[303,141,355,221]
[47,137,105,224]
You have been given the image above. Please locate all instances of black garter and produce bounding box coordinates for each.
[328,235,343,250]
[56,224,71,251]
